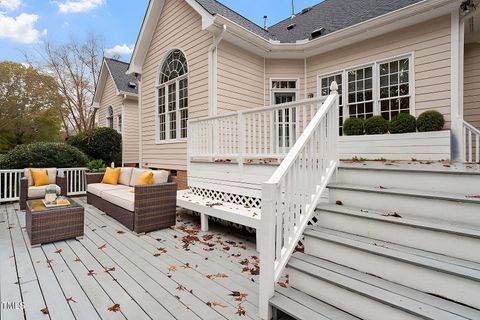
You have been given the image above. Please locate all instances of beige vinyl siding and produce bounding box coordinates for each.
[217,41,264,114]
[306,15,452,127]
[98,74,122,129]
[464,43,480,129]
[123,98,139,164]
[140,0,211,170]
[265,59,305,105]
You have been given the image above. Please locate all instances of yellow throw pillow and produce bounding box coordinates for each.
[31,169,49,187]
[136,171,154,186]
[102,167,121,185]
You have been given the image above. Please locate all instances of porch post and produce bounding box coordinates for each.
[451,9,465,160]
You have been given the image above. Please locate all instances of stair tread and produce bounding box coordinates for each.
[315,203,480,239]
[271,286,359,320]
[304,226,480,280]
[328,183,480,204]
[288,253,480,320]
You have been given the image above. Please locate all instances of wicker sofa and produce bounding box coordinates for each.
[20,168,67,210]
[86,168,177,233]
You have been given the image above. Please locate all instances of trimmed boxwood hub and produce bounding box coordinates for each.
[343,117,365,136]
[417,110,445,132]
[364,116,389,135]
[388,113,417,134]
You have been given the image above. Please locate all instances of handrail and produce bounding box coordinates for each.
[258,82,340,320]
[189,97,327,124]
[462,120,480,163]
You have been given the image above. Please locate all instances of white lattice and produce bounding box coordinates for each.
[190,187,262,209]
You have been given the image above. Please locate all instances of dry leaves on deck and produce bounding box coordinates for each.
[168,265,177,272]
[206,273,229,280]
[66,297,77,303]
[104,267,115,273]
[236,305,246,316]
[382,212,402,218]
[107,304,121,312]
[229,291,248,302]
[98,244,107,250]
[54,249,62,254]
[116,230,125,234]
[40,307,49,314]
[206,300,227,308]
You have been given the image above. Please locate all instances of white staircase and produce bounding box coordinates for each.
[270,164,480,320]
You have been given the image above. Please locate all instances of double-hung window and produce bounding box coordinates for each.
[106,106,113,129]
[319,54,413,131]
[271,80,298,150]
[157,50,188,142]
[117,114,122,133]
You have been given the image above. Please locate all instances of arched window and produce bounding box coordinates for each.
[106,106,113,128]
[157,49,188,141]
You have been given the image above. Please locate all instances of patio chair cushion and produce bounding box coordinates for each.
[87,183,130,197]
[101,189,135,212]
[28,184,61,198]
[24,168,57,186]
[118,167,133,186]
[129,168,169,186]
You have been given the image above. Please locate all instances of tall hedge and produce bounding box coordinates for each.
[67,127,122,165]
[0,143,88,169]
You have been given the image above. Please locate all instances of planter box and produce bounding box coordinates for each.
[339,130,451,161]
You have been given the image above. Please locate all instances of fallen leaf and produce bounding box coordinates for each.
[207,300,227,308]
[382,212,402,218]
[236,305,246,316]
[335,200,343,205]
[168,265,177,272]
[74,257,81,262]
[176,285,186,291]
[466,195,480,199]
[104,267,115,273]
[207,273,229,280]
[98,244,107,250]
[54,249,62,254]
[182,263,190,269]
[277,281,288,288]
[378,186,387,189]
[87,270,96,276]
[229,291,248,302]
[66,297,77,303]
[40,307,49,314]
[116,230,125,234]
[107,304,120,312]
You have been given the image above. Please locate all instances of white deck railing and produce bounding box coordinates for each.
[0,167,88,203]
[259,84,340,319]
[463,120,480,163]
[188,97,327,162]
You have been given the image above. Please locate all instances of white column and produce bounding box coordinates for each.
[451,9,464,160]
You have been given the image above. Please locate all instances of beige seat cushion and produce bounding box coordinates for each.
[118,167,133,186]
[101,189,135,212]
[24,168,57,186]
[87,183,129,197]
[28,184,61,198]
[129,168,169,186]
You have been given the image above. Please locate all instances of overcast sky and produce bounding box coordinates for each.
[0,0,320,63]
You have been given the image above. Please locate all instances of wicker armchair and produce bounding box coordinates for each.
[86,171,177,233]
[20,173,67,210]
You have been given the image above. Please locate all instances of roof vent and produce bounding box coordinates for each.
[311,27,325,39]
[300,7,312,15]
[128,81,137,89]
[287,23,296,31]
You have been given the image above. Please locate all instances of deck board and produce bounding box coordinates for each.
[0,198,263,320]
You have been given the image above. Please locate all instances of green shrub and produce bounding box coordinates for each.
[87,159,106,172]
[68,127,122,165]
[364,116,389,135]
[343,117,365,136]
[0,142,88,169]
[416,110,445,132]
[388,113,417,134]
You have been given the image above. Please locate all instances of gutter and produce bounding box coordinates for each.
[208,24,227,116]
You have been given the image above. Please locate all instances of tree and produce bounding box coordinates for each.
[0,61,64,152]
[27,34,104,136]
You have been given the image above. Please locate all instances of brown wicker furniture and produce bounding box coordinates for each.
[26,198,84,246]
[20,168,67,211]
[86,169,177,233]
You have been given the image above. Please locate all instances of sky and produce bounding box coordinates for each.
[0,0,321,63]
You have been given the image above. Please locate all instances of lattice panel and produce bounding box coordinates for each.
[190,187,262,209]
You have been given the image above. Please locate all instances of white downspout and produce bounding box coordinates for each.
[208,25,227,117]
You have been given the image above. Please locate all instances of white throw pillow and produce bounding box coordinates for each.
[152,170,169,184]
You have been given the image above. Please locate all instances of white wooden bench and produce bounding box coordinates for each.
[177,189,261,251]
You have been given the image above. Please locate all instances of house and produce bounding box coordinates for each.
[124,0,480,319]
[93,58,139,167]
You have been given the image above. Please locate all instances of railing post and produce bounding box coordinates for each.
[238,111,245,165]
[259,182,276,320]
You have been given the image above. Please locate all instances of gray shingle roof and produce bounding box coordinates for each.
[194,0,424,43]
[269,0,424,43]
[105,58,138,95]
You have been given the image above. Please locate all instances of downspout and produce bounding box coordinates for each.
[208,25,227,116]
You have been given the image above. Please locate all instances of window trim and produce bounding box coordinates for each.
[117,113,122,133]
[154,49,189,145]
[316,52,415,121]
[270,78,299,106]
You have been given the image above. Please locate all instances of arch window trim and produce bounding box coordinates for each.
[155,49,189,144]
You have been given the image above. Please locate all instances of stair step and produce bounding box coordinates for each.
[288,253,480,320]
[271,286,359,320]
[328,183,480,227]
[304,227,480,308]
[314,204,480,262]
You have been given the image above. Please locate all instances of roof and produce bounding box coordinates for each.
[105,58,138,95]
[195,0,270,39]
[268,0,424,43]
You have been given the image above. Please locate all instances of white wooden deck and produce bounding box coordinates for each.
[0,198,276,320]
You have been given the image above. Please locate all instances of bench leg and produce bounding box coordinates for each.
[200,213,209,232]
